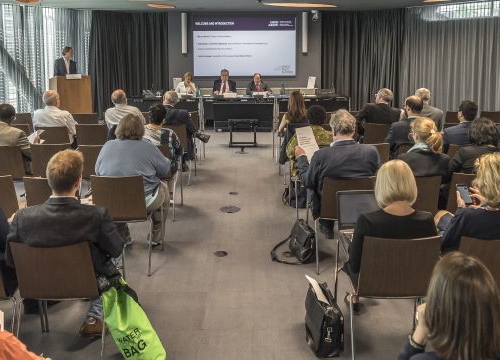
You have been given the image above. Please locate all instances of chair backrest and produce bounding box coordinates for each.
[0,175,18,218]
[459,236,500,290]
[157,144,171,158]
[358,236,441,297]
[189,111,200,130]
[35,126,69,144]
[77,145,103,180]
[71,113,98,125]
[11,123,30,135]
[444,111,459,124]
[414,176,441,214]
[0,146,25,180]
[90,175,147,221]
[395,143,413,156]
[363,123,391,144]
[480,111,500,123]
[447,143,461,159]
[164,124,188,151]
[10,242,99,300]
[31,143,71,177]
[320,177,375,219]
[23,177,52,207]
[76,124,108,146]
[446,172,476,213]
[337,190,379,230]
[0,268,8,299]
[371,143,390,164]
[12,112,33,132]
[320,124,332,132]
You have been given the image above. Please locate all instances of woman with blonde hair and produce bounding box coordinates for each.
[277,90,308,134]
[439,152,500,252]
[175,72,197,95]
[345,160,437,309]
[399,252,500,360]
[398,117,450,183]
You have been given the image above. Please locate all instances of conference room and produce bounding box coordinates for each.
[0,0,499,359]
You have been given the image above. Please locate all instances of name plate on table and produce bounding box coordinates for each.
[223,92,237,99]
[66,74,82,80]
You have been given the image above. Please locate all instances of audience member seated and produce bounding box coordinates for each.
[33,90,77,147]
[296,110,380,237]
[398,252,500,360]
[386,95,423,156]
[95,114,171,247]
[443,100,478,153]
[175,72,197,95]
[162,91,210,168]
[355,88,400,136]
[0,103,37,174]
[286,105,332,177]
[277,90,308,135]
[212,68,236,95]
[415,88,444,130]
[246,73,270,95]
[449,117,499,174]
[345,160,437,309]
[104,89,145,129]
[0,207,16,297]
[6,149,124,337]
[437,153,500,252]
[143,104,183,194]
[398,117,450,183]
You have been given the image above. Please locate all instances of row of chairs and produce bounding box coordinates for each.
[12,113,100,132]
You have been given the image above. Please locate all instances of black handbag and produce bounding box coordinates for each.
[271,219,315,264]
[305,281,344,357]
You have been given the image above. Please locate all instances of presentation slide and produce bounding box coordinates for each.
[193,15,296,77]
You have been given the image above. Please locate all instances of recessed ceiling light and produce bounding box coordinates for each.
[423,0,450,2]
[147,3,175,8]
[16,0,41,4]
[263,2,336,8]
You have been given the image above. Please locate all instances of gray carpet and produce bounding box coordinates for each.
[2,131,414,359]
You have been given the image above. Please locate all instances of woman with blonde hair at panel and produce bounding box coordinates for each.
[175,72,197,95]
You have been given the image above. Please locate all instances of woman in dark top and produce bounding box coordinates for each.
[398,117,450,183]
[347,160,437,287]
[440,152,500,252]
[398,252,500,360]
[449,117,499,174]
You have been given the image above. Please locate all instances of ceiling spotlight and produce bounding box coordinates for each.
[262,2,336,8]
[147,3,175,8]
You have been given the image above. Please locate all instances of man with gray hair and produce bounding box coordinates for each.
[356,88,401,136]
[33,90,78,145]
[296,110,380,237]
[415,88,443,130]
[104,89,145,129]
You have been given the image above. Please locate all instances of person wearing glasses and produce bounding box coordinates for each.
[386,95,423,156]
[355,88,401,136]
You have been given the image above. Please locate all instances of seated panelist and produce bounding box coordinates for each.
[175,72,197,95]
[246,73,270,95]
[212,69,237,95]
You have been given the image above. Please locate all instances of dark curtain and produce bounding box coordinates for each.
[322,10,405,110]
[89,11,169,116]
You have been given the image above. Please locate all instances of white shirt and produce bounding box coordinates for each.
[104,104,146,129]
[175,81,197,95]
[65,59,70,74]
[33,106,77,143]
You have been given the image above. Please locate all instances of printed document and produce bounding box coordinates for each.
[295,126,319,161]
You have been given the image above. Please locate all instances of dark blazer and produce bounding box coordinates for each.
[212,79,237,93]
[53,57,77,76]
[443,121,471,153]
[386,117,415,155]
[297,140,380,219]
[398,148,450,183]
[449,145,500,174]
[246,81,270,95]
[163,105,196,160]
[356,103,401,136]
[6,197,123,278]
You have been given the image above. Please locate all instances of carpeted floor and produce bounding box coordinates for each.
[2,131,415,359]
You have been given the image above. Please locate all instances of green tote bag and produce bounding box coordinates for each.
[102,278,167,360]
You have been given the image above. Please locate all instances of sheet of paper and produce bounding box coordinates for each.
[307,76,316,89]
[305,275,330,305]
[28,130,44,144]
[295,126,319,162]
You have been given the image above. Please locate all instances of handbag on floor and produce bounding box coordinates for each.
[270,219,315,264]
[101,278,167,360]
[281,180,307,209]
[305,279,344,357]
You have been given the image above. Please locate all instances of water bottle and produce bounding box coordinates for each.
[280,84,285,96]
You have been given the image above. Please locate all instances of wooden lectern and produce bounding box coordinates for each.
[48,75,92,113]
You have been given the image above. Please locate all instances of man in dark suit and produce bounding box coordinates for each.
[443,100,478,153]
[356,88,401,136]
[212,69,237,94]
[6,149,123,337]
[386,95,423,156]
[296,110,380,236]
[415,88,444,130]
[162,91,209,166]
[246,73,270,95]
[53,46,77,76]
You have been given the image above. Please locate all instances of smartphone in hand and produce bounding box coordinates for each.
[457,184,473,206]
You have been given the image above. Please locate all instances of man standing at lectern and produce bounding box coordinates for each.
[212,69,236,95]
[54,46,77,76]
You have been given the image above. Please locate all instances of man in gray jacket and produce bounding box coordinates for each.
[415,88,444,130]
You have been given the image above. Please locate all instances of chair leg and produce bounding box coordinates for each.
[171,175,177,222]
[160,203,165,252]
[194,148,198,176]
[295,179,299,220]
[10,298,17,334]
[121,249,126,280]
[180,161,184,206]
[38,300,49,332]
[148,219,153,277]
[100,313,106,359]
[350,295,356,360]
[188,160,192,186]
[315,219,320,275]
[16,299,22,337]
